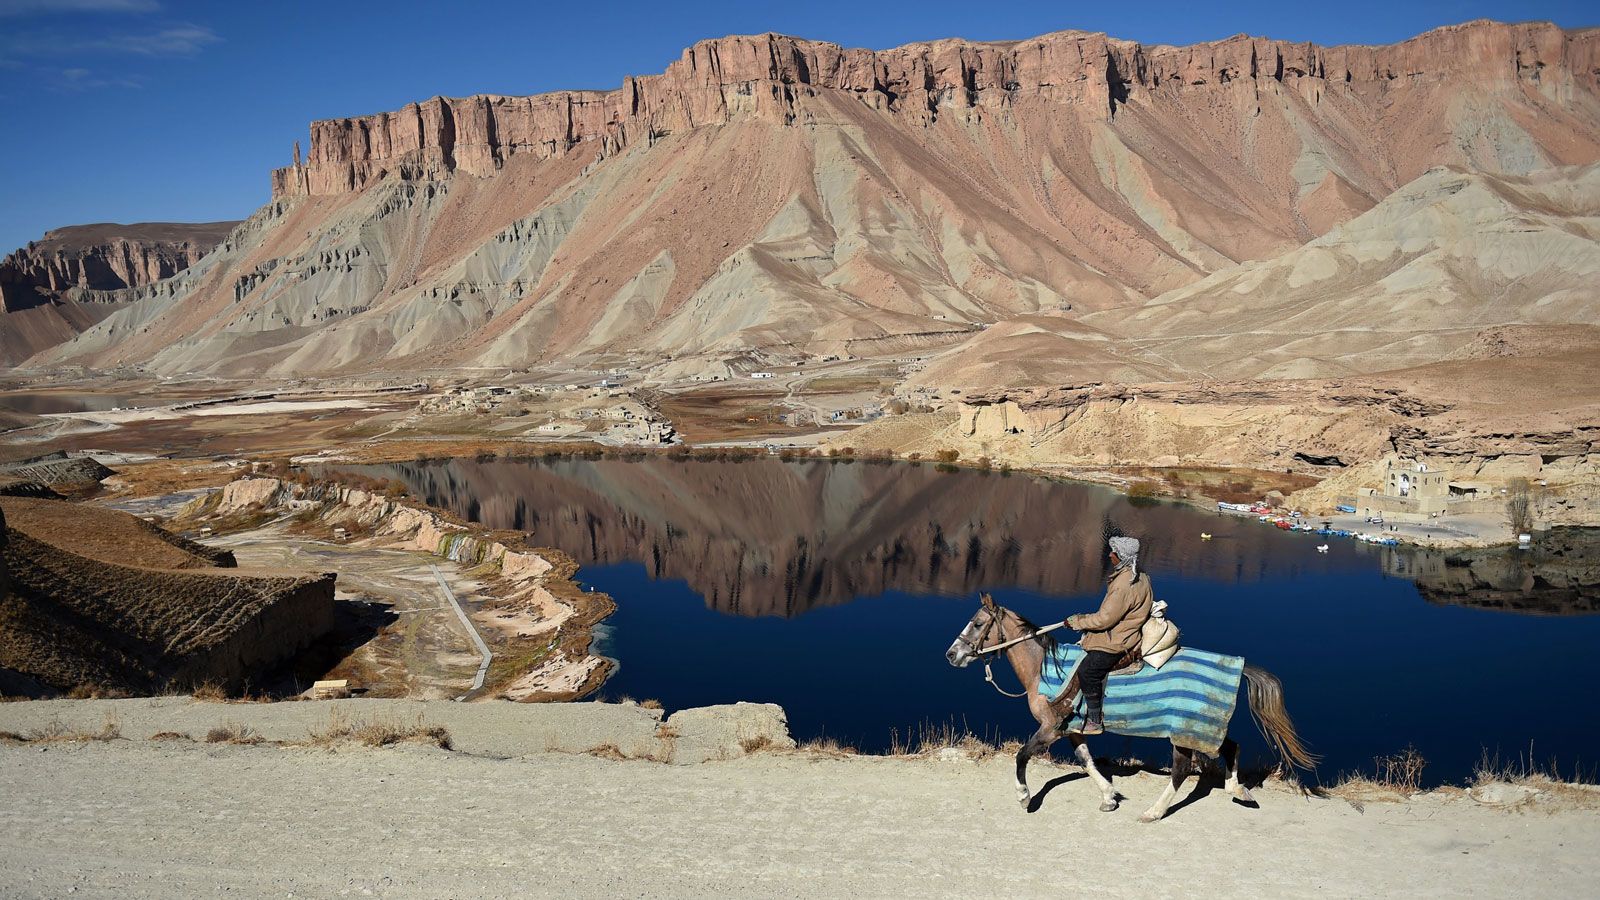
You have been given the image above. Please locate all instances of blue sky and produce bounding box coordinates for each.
[1,0,1595,252]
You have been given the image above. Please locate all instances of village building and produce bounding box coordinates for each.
[1347,458,1494,520]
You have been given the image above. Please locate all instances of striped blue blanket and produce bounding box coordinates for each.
[1039,644,1246,754]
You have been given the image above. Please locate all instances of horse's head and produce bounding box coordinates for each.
[946,593,1001,668]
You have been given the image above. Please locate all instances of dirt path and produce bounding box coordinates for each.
[1,735,1594,898]
[203,524,486,697]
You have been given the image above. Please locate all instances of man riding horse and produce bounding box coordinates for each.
[1064,535,1152,735]
[946,532,1315,822]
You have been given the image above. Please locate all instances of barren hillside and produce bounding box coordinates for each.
[0,221,237,366]
[33,20,1600,378]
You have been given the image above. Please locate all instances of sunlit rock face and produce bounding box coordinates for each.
[34,21,1600,377]
[0,221,236,365]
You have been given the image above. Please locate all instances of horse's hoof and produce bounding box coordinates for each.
[1099,801,1118,813]
[1017,795,1030,808]
[1232,794,1260,809]
[1138,812,1162,823]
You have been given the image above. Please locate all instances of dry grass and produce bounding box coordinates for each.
[6,713,124,744]
[798,736,859,758]
[739,734,778,754]
[639,698,663,710]
[204,722,261,745]
[1472,747,1600,808]
[1328,745,1428,803]
[65,683,129,700]
[190,682,228,702]
[885,721,1016,760]
[304,709,453,750]
[149,731,192,741]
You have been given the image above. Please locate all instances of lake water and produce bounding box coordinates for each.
[353,455,1600,785]
[0,392,151,414]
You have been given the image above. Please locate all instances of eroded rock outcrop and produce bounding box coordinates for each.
[0,221,237,365]
[33,20,1600,380]
[270,22,1600,200]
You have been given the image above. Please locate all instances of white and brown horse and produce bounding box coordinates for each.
[946,593,1316,822]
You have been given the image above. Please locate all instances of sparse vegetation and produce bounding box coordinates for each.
[1127,480,1159,499]
[739,734,778,754]
[1330,745,1428,801]
[205,722,261,745]
[304,710,452,750]
[11,714,123,744]
[190,682,228,702]
[798,736,859,757]
[934,449,960,463]
[1506,477,1533,534]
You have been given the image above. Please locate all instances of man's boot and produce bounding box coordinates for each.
[1081,705,1104,735]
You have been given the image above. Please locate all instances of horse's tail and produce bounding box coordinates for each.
[1241,663,1318,772]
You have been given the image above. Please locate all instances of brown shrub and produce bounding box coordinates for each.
[1127,480,1159,499]
[190,682,228,702]
[204,723,260,745]
[739,734,777,754]
[934,449,960,463]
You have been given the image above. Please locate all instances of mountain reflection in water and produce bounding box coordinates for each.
[351,456,1594,616]
[357,456,1337,614]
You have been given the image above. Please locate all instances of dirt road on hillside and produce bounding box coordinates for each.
[2,738,1595,898]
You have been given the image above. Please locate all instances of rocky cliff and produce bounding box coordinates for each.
[0,221,237,366]
[33,20,1600,380]
[1,221,238,307]
[270,22,1600,200]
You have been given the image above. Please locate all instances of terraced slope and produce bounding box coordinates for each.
[0,498,334,695]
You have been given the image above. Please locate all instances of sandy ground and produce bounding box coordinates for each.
[58,398,374,425]
[1,725,1595,899]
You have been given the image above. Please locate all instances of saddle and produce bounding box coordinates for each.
[1049,644,1143,714]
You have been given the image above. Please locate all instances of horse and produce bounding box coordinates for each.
[945,593,1316,822]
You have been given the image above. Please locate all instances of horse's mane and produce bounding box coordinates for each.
[1001,604,1059,652]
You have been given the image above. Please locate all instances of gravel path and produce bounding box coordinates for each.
[2,735,1595,898]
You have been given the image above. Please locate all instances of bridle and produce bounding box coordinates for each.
[965,605,1036,699]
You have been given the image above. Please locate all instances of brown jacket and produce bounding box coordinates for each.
[1068,567,1153,654]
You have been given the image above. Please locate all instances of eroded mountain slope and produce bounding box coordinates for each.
[33,20,1600,376]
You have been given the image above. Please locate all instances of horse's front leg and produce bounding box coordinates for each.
[1140,744,1195,823]
[1014,723,1058,808]
[1067,735,1119,812]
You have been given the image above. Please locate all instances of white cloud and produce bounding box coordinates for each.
[3,22,220,57]
[0,0,162,16]
[87,23,220,55]
[46,64,142,90]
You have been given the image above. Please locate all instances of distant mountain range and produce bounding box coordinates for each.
[0,221,237,366]
[11,20,1600,384]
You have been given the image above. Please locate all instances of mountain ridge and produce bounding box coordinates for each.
[27,19,1600,379]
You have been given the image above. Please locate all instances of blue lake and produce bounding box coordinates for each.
[359,455,1600,786]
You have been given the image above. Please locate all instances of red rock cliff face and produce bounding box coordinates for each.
[0,221,238,312]
[271,20,1600,199]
